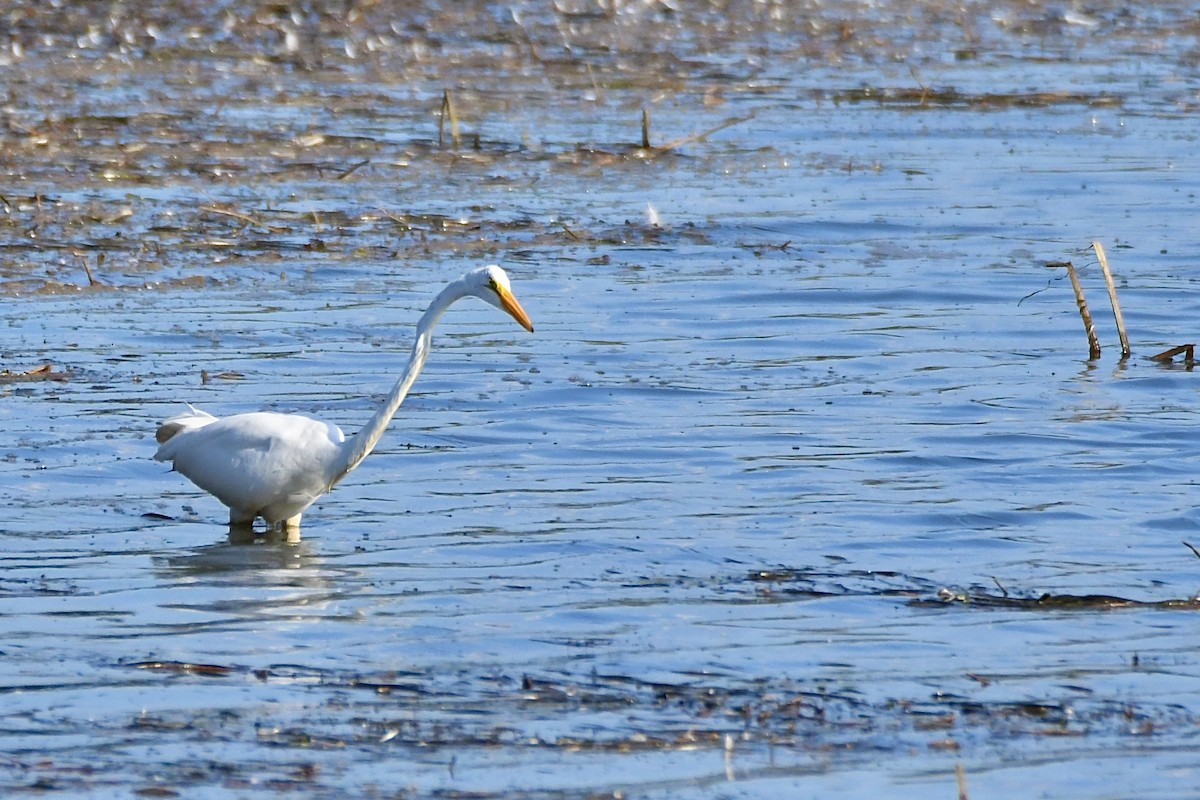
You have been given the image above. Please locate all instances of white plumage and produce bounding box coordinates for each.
[154,265,534,532]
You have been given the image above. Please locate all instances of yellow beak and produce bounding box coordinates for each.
[498,286,534,333]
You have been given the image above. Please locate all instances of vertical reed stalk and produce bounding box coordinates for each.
[439,89,460,148]
[1092,241,1130,359]
[956,762,970,800]
[1064,261,1101,359]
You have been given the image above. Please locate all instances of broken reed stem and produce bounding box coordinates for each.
[439,89,460,149]
[199,205,288,233]
[336,159,369,180]
[74,252,99,287]
[639,111,756,155]
[1092,241,1130,359]
[956,762,970,800]
[1063,260,1101,360]
[658,113,756,152]
[1149,343,1195,363]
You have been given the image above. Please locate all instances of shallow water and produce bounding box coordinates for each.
[4,2,1200,798]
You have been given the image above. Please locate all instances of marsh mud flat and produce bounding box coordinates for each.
[4,2,1200,798]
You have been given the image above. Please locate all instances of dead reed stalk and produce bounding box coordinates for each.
[199,205,289,233]
[73,251,101,287]
[1149,343,1194,364]
[658,113,755,152]
[1092,241,1130,358]
[439,89,460,148]
[1060,260,1101,359]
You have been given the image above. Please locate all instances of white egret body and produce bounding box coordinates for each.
[154,265,534,531]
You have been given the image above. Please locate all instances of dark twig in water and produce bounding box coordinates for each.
[1182,541,1200,562]
[641,107,651,149]
[991,576,1008,598]
[73,251,101,287]
[1019,267,1069,306]
[336,159,369,180]
[1093,241,1130,358]
[1149,343,1195,364]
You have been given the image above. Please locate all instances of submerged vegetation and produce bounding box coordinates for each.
[3,1,1197,295]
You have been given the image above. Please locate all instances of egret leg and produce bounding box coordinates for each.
[280,513,302,543]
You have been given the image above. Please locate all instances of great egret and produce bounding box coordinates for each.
[154,264,534,532]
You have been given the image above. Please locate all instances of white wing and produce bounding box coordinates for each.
[155,408,345,520]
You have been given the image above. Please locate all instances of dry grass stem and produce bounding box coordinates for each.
[439,89,461,148]
[1092,241,1130,358]
[658,113,755,152]
[956,762,970,800]
[199,206,289,233]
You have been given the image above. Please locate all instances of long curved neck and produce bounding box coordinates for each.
[328,278,468,487]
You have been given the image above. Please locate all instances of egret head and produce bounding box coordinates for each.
[466,265,534,332]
